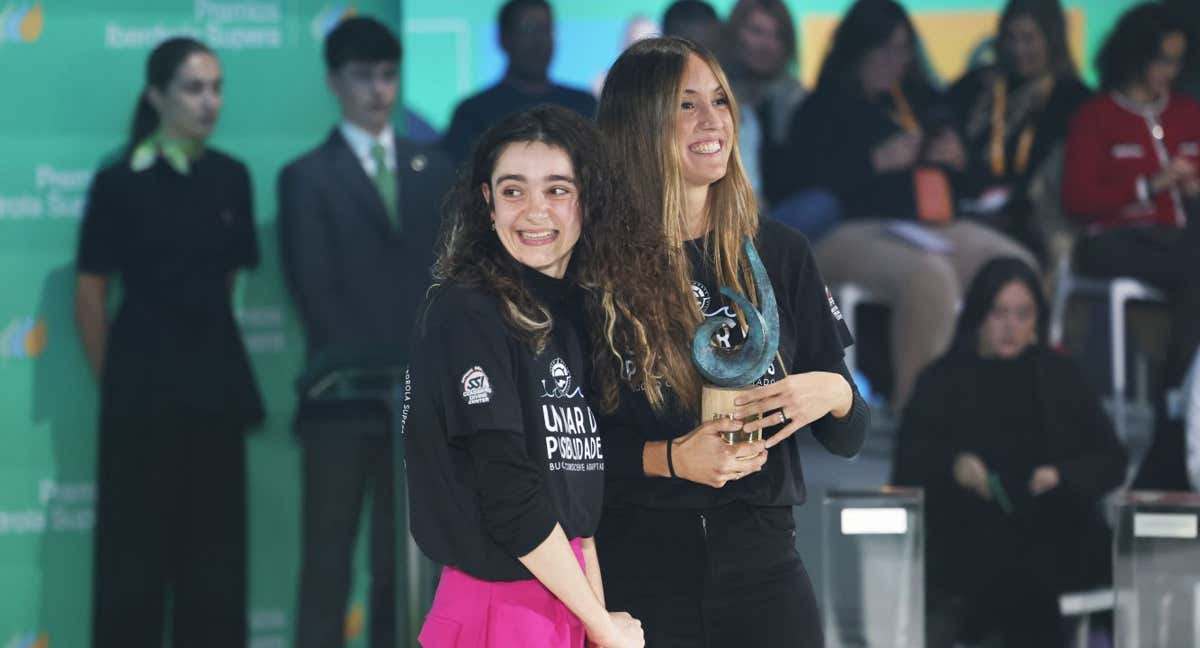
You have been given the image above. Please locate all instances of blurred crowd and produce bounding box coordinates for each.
[436,1,1200,644]
[74,0,1200,645]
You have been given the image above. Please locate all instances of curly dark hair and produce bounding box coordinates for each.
[434,105,671,412]
[1097,2,1189,92]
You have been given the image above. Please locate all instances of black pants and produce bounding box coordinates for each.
[596,501,823,648]
[1074,223,1200,387]
[296,433,395,648]
[1075,224,1200,490]
[926,580,1064,648]
[91,416,247,647]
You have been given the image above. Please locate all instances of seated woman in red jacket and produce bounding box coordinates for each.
[1062,1,1199,490]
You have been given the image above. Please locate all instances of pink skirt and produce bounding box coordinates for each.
[418,537,587,648]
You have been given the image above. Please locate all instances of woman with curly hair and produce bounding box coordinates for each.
[402,105,645,647]
[591,36,870,647]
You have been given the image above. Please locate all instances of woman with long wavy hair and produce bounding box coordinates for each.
[403,105,646,647]
[590,37,871,647]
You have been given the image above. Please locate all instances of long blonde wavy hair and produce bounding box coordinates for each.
[595,36,762,414]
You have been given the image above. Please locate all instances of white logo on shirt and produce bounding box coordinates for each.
[691,281,711,312]
[826,286,844,321]
[460,366,492,405]
[541,357,582,399]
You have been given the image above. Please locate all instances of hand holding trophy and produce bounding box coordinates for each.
[691,237,780,444]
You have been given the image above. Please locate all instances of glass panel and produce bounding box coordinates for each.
[1113,491,1200,648]
[822,488,924,648]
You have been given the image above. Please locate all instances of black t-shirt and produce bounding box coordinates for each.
[403,268,604,581]
[600,219,854,509]
[76,149,262,425]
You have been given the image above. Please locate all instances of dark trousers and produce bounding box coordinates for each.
[1074,223,1200,387]
[926,579,1064,648]
[296,433,395,648]
[596,501,823,648]
[91,417,247,647]
[1075,224,1200,490]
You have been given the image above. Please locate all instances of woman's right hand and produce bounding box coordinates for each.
[952,452,991,500]
[589,611,645,648]
[1151,157,1198,193]
[672,418,768,488]
[871,132,923,173]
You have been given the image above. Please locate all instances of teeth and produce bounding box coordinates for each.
[690,141,721,154]
[521,231,554,240]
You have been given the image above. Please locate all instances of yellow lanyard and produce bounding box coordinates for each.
[989,77,1051,177]
[890,86,921,133]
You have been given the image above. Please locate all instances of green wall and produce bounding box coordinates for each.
[0,0,1148,646]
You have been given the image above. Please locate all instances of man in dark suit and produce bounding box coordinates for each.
[440,0,597,165]
[277,16,453,648]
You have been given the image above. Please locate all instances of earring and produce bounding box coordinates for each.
[490,221,496,231]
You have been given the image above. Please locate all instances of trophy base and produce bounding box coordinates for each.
[701,384,762,445]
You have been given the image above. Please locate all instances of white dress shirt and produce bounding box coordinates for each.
[339,120,396,177]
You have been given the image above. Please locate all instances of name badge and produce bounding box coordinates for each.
[1111,143,1144,159]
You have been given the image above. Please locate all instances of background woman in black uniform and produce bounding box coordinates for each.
[74,37,262,647]
[892,257,1125,647]
[591,37,870,647]
[404,106,645,647]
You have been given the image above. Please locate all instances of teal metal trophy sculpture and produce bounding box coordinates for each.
[691,238,780,443]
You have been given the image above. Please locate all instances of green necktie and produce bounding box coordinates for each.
[370,142,401,233]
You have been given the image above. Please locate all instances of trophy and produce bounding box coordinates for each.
[691,237,780,444]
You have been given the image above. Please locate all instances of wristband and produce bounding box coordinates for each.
[666,439,677,479]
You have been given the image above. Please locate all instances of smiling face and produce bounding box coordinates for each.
[859,24,912,96]
[1142,31,1187,99]
[483,141,582,279]
[978,280,1039,359]
[148,52,222,141]
[1003,13,1050,80]
[737,8,788,79]
[675,53,735,193]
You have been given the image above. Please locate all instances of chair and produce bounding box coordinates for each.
[834,283,878,378]
[1048,258,1167,441]
[1059,588,1115,648]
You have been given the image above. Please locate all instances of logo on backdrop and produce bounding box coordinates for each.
[104,0,284,50]
[311,2,356,41]
[0,317,46,359]
[0,165,92,221]
[461,366,492,405]
[235,305,288,355]
[0,1,43,44]
[3,632,49,648]
[0,479,95,537]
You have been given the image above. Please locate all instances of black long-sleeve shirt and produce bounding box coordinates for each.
[892,347,1126,593]
[783,82,956,221]
[403,268,605,581]
[600,219,869,510]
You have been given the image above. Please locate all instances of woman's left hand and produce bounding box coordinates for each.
[1028,465,1061,496]
[731,372,852,449]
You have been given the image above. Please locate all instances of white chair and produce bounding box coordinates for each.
[833,283,878,377]
[1059,588,1115,648]
[1049,258,1167,441]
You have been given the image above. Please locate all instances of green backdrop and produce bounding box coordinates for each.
[0,1,1144,646]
